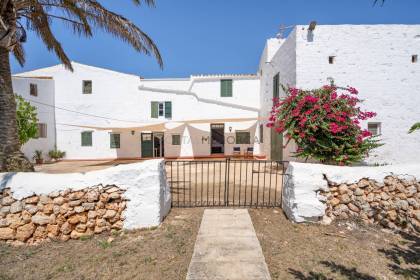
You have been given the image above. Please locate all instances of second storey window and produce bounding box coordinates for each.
[30,83,38,97]
[220,79,233,97]
[236,131,251,144]
[368,122,381,136]
[36,123,47,138]
[81,131,93,146]
[110,133,120,149]
[151,101,172,119]
[83,80,92,94]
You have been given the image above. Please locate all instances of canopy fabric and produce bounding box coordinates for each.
[57,117,266,131]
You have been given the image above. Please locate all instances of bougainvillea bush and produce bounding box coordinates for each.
[267,85,382,165]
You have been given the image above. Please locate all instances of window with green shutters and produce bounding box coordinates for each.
[235,131,251,144]
[110,133,120,148]
[81,131,92,146]
[172,134,181,145]
[273,73,280,99]
[151,101,172,119]
[220,79,233,97]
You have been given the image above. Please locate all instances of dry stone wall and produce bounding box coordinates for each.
[0,185,126,245]
[321,176,420,232]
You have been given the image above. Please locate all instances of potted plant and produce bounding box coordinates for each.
[33,150,44,164]
[48,149,66,162]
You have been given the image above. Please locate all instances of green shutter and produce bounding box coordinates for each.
[110,133,120,148]
[81,132,92,146]
[221,80,232,97]
[165,101,172,119]
[273,73,279,99]
[151,102,158,118]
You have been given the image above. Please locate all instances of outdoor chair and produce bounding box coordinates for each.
[232,147,241,157]
[245,147,254,158]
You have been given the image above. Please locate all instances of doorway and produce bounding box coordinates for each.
[153,132,164,157]
[211,124,225,154]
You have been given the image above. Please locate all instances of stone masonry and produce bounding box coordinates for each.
[321,176,420,233]
[0,185,126,245]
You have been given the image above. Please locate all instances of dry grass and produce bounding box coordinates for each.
[0,208,203,280]
[249,208,420,280]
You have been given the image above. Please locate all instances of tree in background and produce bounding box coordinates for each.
[267,86,382,165]
[15,95,38,145]
[0,0,162,172]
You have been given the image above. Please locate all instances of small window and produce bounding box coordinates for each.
[30,84,38,97]
[273,73,280,99]
[36,123,47,138]
[329,56,335,64]
[110,133,120,149]
[172,134,181,145]
[412,55,418,63]
[259,124,264,143]
[368,123,381,136]
[82,80,92,94]
[81,131,93,146]
[151,101,172,119]
[221,79,233,97]
[236,131,251,144]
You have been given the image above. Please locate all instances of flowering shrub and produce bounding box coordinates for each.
[267,85,382,165]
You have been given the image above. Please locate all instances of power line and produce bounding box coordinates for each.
[23,98,146,124]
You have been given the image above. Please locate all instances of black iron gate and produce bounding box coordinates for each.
[165,159,288,208]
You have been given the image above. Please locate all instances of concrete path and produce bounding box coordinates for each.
[186,209,271,280]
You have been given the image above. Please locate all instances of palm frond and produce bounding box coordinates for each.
[11,0,162,70]
[408,122,420,134]
[28,2,73,70]
[12,41,25,66]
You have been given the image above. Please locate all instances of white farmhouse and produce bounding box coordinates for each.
[13,63,262,160]
[13,24,420,164]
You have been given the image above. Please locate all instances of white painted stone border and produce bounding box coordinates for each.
[282,162,420,223]
[0,159,171,229]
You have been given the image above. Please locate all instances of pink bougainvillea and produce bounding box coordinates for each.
[267,85,382,165]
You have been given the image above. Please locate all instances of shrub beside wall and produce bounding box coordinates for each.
[321,176,420,232]
[0,185,126,245]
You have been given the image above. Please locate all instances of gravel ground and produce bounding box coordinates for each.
[0,208,203,280]
[249,208,419,280]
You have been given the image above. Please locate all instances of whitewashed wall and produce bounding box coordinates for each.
[294,25,420,164]
[283,162,420,223]
[0,159,171,228]
[14,63,261,159]
[260,25,420,164]
[258,30,297,160]
[12,77,56,161]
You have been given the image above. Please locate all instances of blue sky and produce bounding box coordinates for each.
[11,0,420,77]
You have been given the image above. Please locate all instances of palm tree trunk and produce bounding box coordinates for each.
[0,47,34,172]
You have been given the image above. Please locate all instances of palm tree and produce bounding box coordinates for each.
[0,0,162,172]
